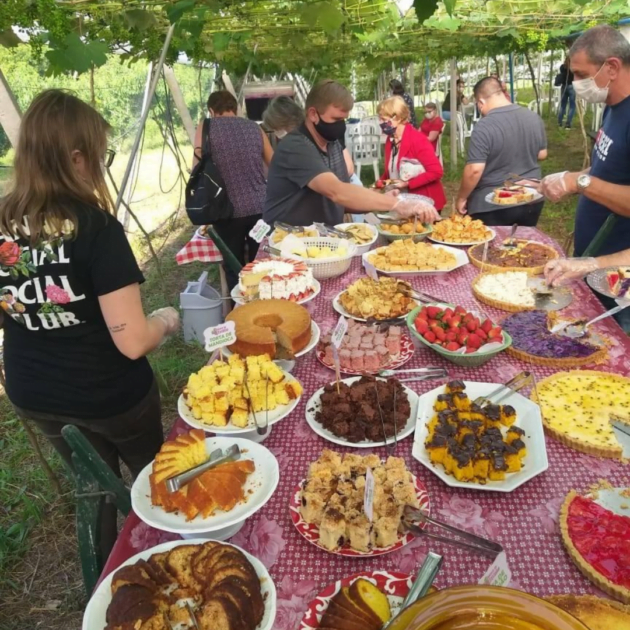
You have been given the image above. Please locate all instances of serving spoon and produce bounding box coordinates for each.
[551,303,630,338]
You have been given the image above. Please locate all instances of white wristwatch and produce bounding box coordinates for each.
[577,174,592,192]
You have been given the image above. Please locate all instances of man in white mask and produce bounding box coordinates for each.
[538,25,630,330]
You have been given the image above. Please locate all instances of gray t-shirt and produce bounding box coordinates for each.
[264,125,350,226]
[467,104,547,214]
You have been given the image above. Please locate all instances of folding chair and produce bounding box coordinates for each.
[61,425,132,596]
[351,133,381,182]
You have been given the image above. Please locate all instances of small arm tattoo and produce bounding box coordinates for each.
[109,323,127,333]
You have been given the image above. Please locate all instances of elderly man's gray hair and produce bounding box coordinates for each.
[262,96,305,132]
[570,24,630,66]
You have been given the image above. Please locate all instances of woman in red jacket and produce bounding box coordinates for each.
[376,96,446,211]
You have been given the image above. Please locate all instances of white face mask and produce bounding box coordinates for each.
[275,129,288,139]
[573,63,610,103]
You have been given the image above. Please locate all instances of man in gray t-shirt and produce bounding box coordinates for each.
[455,77,548,226]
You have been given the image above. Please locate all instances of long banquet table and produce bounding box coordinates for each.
[101,226,630,628]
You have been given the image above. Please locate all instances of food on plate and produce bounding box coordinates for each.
[226,298,311,359]
[431,214,492,244]
[318,578,392,629]
[368,240,457,272]
[379,221,429,235]
[412,305,504,354]
[335,224,376,244]
[607,267,630,299]
[271,225,318,243]
[492,185,536,205]
[319,319,404,372]
[299,450,420,552]
[105,541,265,630]
[533,371,630,459]
[424,381,526,483]
[315,375,410,443]
[238,257,315,301]
[468,240,559,274]
[290,244,349,259]
[184,354,302,428]
[339,277,416,320]
[560,489,630,603]
[473,271,537,309]
[502,311,607,367]
[547,594,630,629]
[374,179,393,190]
[149,429,256,521]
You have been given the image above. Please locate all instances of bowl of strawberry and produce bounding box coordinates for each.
[406,303,512,367]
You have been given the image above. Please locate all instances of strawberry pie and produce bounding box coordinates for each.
[560,490,630,604]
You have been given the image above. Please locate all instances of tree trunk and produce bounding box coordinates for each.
[524,51,540,114]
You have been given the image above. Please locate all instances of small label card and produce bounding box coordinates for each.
[364,258,379,281]
[203,321,237,352]
[364,467,375,522]
[479,551,512,587]
[331,315,348,348]
[249,219,271,243]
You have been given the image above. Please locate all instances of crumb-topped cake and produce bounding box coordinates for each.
[560,490,630,603]
[468,239,558,274]
[502,311,607,367]
[607,267,630,299]
[238,257,315,301]
[299,450,420,552]
[534,371,630,459]
[425,380,526,483]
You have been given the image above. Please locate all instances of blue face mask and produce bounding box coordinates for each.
[380,121,396,136]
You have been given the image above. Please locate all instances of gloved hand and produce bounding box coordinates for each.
[541,171,569,202]
[393,197,441,223]
[149,306,180,335]
[544,257,599,287]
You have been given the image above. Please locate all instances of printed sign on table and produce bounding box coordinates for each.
[331,315,348,348]
[204,321,237,352]
[364,467,375,522]
[479,551,512,587]
[249,219,271,243]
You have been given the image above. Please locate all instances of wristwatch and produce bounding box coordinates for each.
[577,174,592,192]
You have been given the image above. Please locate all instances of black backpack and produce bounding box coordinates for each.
[185,118,234,225]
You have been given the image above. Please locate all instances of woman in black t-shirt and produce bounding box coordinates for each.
[0,89,180,559]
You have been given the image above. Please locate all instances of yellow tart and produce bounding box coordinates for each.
[547,594,630,630]
[533,371,630,459]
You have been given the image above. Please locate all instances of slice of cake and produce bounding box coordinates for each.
[238,258,314,301]
[492,185,535,205]
[607,266,630,299]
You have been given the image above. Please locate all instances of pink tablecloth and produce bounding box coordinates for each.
[103,226,630,627]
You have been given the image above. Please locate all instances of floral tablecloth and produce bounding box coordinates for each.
[102,226,630,629]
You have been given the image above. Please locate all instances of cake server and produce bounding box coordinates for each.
[402,506,503,558]
[473,370,532,408]
[551,302,629,337]
[499,223,519,250]
[165,446,240,493]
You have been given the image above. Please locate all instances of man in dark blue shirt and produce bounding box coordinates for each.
[539,25,630,329]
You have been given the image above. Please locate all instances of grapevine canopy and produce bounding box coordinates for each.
[0,1,628,77]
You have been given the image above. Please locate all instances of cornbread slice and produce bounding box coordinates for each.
[547,594,630,630]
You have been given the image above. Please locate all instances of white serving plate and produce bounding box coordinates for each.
[82,539,277,630]
[428,227,496,247]
[332,291,419,323]
[484,186,543,208]
[305,376,419,448]
[131,436,279,534]
[223,321,320,360]
[334,222,379,256]
[362,243,469,276]
[231,278,321,306]
[412,381,548,492]
[586,267,630,304]
[178,373,302,435]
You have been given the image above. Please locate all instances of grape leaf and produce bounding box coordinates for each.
[166,0,196,24]
[414,0,439,23]
[443,0,457,16]
[45,34,108,75]
[125,9,158,31]
[0,29,20,48]
[301,2,345,35]
[213,32,231,52]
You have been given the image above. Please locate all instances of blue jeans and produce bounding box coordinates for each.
[558,86,576,128]
[442,111,451,121]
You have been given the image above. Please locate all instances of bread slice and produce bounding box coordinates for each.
[205,563,258,593]
[326,600,379,629]
[191,541,221,585]
[209,581,256,629]
[165,545,203,591]
[349,578,391,625]
[319,610,369,630]
[197,545,250,581]
[214,575,265,626]
[146,551,175,587]
[110,564,158,595]
[334,587,380,626]
[198,595,244,630]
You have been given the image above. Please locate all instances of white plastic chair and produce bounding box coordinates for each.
[455,111,467,155]
[351,133,381,181]
[345,122,360,156]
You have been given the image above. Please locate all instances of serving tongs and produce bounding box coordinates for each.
[275,221,303,234]
[395,280,444,304]
[165,445,240,493]
[402,506,503,558]
[167,602,201,630]
[313,222,349,239]
[243,370,269,436]
[473,370,533,408]
[378,367,448,383]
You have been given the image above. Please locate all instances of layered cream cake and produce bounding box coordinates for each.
[238,258,314,301]
[607,267,630,299]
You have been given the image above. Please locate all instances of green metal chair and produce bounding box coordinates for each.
[205,224,243,276]
[61,425,132,596]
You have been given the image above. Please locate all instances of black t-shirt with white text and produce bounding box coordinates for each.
[1,200,153,419]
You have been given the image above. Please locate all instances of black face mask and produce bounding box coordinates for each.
[314,113,346,142]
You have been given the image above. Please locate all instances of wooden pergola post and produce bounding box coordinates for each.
[449,57,458,168]
[0,68,22,147]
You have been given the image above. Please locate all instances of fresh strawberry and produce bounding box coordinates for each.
[498,191,513,198]
[488,327,503,340]
[467,333,482,349]
[443,308,454,319]
[449,316,462,328]
[426,306,442,319]
[445,330,458,342]
[423,331,437,343]
[457,331,469,345]
[481,319,493,334]
[434,340,443,347]
[434,327,446,341]
[442,314,452,326]
[465,346,477,354]
[466,319,478,332]
[415,318,429,334]
[454,305,466,315]
[445,341,460,352]
[476,328,488,341]
[375,180,385,189]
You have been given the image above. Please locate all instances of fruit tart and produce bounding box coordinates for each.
[468,239,558,275]
[560,489,630,603]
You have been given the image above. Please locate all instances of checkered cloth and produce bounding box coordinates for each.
[175,231,223,265]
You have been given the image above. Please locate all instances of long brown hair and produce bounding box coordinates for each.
[0,89,114,244]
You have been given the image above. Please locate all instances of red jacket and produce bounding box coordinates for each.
[382,124,447,211]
